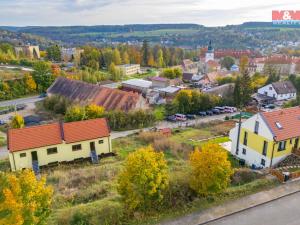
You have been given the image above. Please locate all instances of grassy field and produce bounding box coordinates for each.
[0,68,25,80]
[33,120,278,224]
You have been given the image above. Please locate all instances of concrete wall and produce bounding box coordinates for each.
[9,136,111,171]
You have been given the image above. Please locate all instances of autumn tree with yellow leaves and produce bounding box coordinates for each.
[117,146,169,212]
[85,104,105,119]
[10,114,25,129]
[189,143,233,196]
[0,170,53,225]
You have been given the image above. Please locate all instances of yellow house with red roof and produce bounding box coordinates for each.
[7,118,112,172]
[230,107,300,168]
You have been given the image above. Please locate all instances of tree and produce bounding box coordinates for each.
[174,90,192,114]
[10,114,24,129]
[240,69,253,106]
[156,49,164,68]
[122,51,130,64]
[0,170,53,225]
[109,62,121,81]
[233,75,242,107]
[64,105,86,122]
[112,49,122,65]
[189,143,233,196]
[23,73,37,93]
[46,45,61,61]
[147,53,155,67]
[141,40,150,66]
[117,146,169,212]
[85,104,105,119]
[32,61,54,92]
[239,55,249,73]
[265,65,280,85]
[161,68,182,79]
[220,56,235,70]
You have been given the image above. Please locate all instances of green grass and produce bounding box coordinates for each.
[0,137,5,147]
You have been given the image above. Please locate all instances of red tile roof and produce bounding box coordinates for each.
[63,118,110,144]
[8,123,62,152]
[261,107,300,141]
[8,118,110,152]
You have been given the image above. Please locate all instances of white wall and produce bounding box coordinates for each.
[257,84,296,101]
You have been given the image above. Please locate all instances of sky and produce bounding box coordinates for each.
[1,0,300,27]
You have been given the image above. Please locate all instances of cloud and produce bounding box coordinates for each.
[1,0,300,26]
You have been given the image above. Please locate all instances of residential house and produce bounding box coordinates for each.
[117,64,140,75]
[47,77,148,111]
[181,59,199,74]
[257,81,297,101]
[61,47,84,62]
[230,107,300,168]
[8,118,112,171]
[121,79,152,94]
[151,76,170,88]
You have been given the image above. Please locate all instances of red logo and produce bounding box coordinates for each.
[272,10,300,20]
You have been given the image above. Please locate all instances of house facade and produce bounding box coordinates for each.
[117,64,140,75]
[8,118,112,171]
[257,81,297,101]
[230,107,300,168]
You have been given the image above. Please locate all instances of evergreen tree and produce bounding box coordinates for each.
[233,75,242,107]
[141,40,150,66]
[156,49,164,68]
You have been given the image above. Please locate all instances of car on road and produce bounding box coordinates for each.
[199,111,207,116]
[166,115,177,122]
[174,114,187,121]
[0,120,6,125]
[214,106,226,113]
[212,109,221,114]
[186,114,196,120]
[224,106,237,113]
[39,93,47,98]
[16,104,26,111]
[206,110,213,116]
[264,104,275,109]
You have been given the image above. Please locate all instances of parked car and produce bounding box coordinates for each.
[186,114,196,120]
[265,104,275,109]
[39,93,47,98]
[166,115,177,122]
[16,104,26,111]
[175,114,187,121]
[214,106,226,113]
[224,106,237,113]
[206,110,213,116]
[199,111,207,116]
[0,120,6,125]
[212,109,221,114]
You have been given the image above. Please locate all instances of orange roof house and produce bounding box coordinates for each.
[8,118,112,171]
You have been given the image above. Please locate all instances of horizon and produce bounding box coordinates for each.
[1,0,300,27]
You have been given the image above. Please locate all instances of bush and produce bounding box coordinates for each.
[138,131,162,143]
[43,95,70,114]
[53,199,124,225]
[231,168,262,186]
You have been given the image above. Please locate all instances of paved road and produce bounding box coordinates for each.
[206,192,300,225]
[0,95,43,108]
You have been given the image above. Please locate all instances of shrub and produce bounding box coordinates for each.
[138,131,162,143]
[231,168,262,186]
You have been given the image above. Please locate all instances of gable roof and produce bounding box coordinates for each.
[8,118,110,152]
[47,77,143,112]
[182,72,194,81]
[272,81,296,94]
[260,107,300,141]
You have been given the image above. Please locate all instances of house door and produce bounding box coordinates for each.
[294,138,299,150]
[31,151,38,162]
[90,142,96,152]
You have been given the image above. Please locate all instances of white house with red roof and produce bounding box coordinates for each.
[230,107,300,168]
[7,118,112,172]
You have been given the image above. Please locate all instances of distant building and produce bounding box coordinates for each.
[117,64,140,76]
[151,76,170,88]
[257,81,297,101]
[14,45,40,59]
[204,83,235,98]
[205,40,214,62]
[61,47,84,62]
[8,118,112,171]
[181,59,199,74]
[47,77,148,111]
[121,79,152,94]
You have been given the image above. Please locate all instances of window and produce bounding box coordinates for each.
[290,139,293,144]
[20,153,26,158]
[243,132,248,146]
[98,140,104,144]
[261,159,266,166]
[262,141,268,156]
[242,148,246,155]
[269,86,272,90]
[254,121,259,134]
[275,122,283,129]
[47,147,58,155]
[72,144,82,151]
[278,141,286,151]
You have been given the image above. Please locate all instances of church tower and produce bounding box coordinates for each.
[205,40,214,62]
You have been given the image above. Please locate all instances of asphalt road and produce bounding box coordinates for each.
[0,95,43,108]
[206,191,300,225]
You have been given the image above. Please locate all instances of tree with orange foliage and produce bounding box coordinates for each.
[189,143,233,196]
[0,170,53,225]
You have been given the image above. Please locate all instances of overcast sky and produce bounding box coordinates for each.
[1,0,300,27]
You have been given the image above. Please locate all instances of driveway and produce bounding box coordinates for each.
[206,192,300,225]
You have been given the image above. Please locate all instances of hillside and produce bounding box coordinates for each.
[1,22,300,49]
